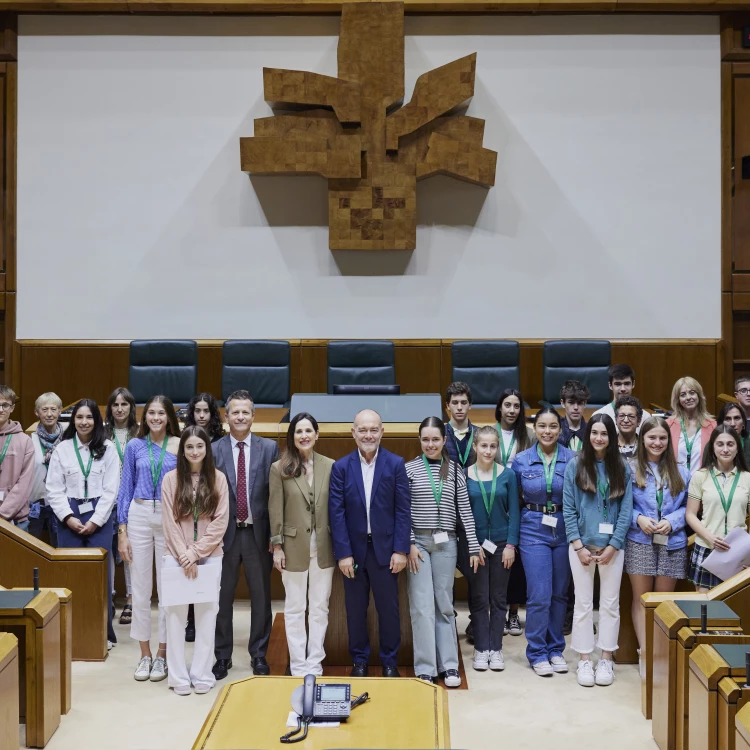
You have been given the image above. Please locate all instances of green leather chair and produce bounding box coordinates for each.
[221,340,290,408]
[327,340,396,394]
[542,339,611,408]
[128,340,198,405]
[451,340,520,408]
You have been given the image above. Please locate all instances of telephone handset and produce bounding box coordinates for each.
[281,674,367,744]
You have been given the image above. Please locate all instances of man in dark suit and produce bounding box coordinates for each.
[328,409,410,677]
[212,389,279,679]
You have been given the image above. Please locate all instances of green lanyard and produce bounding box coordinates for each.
[421,454,444,529]
[113,433,129,465]
[453,427,474,468]
[192,488,199,542]
[147,434,169,505]
[710,469,741,535]
[73,435,94,499]
[473,462,497,521]
[0,434,12,470]
[537,444,558,511]
[597,475,610,522]
[496,424,516,467]
[680,419,699,470]
[656,486,664,518]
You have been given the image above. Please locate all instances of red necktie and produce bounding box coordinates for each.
[236,441,249,523]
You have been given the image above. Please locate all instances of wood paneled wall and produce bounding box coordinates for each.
[15,338,720,427]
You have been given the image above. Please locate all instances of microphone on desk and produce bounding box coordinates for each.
[700,603,708,634]
[745,651,750,689]
[33,567,39,592]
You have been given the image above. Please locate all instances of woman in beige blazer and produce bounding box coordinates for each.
[269,412,335,676]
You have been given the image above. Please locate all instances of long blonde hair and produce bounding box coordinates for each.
[634,416,685,493]
[670,376,713,426]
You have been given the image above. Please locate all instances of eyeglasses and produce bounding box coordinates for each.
[617,414,637,422]
[0,403,14,411]
[738,388,750,396]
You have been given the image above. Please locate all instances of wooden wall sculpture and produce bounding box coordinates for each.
[240,2,497,250]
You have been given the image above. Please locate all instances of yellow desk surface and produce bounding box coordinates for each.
[193,676,451,750]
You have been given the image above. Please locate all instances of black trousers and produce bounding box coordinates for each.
[215,526,272,660]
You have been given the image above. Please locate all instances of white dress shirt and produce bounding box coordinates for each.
[359,449,378,534]
[46,438,120,528]
[231,433,253,524]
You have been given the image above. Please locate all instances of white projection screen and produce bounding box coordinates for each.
[16,14,720,340]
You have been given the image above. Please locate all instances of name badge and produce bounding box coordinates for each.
[433,531,449,544]
[542,514,558,528]
[482,539,497,554]
[78,501,94,515]
[652,533,668,546]
[599,523,614,535]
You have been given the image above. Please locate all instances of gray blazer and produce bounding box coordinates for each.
[212,433,280,551]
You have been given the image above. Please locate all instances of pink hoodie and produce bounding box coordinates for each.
[0,420,35,523]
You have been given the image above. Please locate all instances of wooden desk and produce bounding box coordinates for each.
[0,632,19,750]
[653,600,743,750]
[193,676,450,749]
[12,588,72,715]
[641,591,707,719]
[736,702,750,750]
[690,644,750,750]
[0,590,61,748]
[0,520,107,661]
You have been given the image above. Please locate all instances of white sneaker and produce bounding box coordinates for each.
[532,660,554,676]
[550,655,568,673]
[489,651,505,671]
[134,656,152,681]
[443,669,461,688]
[472,650,490,671]
[577,659,595,687]
[193,683,213,695]
[107,640,113,651]
[595,659,614,686]
[173,684,191,696]
[150,656,168,682]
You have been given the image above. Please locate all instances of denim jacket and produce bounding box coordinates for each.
[563,457,633,550]
[627,465,690,550]
[512,444,575,509]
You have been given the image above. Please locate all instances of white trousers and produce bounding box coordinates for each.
[163,555,222,690]
[281,533,334,676]
[124,561,133,596]
[128,500,167,643]
[568,546,625,655]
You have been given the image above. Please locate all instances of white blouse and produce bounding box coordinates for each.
[46,438,120,528]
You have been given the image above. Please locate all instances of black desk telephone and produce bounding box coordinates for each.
[280,675,368,744]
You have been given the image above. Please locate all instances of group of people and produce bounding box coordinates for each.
[2,364,750,694]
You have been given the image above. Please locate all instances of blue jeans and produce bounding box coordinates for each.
[468,540,510,652]
[519,509,571,666]
[407,530,458,677]
[56,498,113,550]
[15,519,29,532]
[28,503,58,547]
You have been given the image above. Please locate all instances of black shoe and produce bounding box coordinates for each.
[185,620,196,643]
[212,658,232,680]
[252,657,271,675]
[382,666,400,677]
[563,611,573,636]
[417,673,434,683]
[465,621,474,645]
[350,662,368,677]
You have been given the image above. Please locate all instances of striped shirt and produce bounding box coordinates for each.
[405,456,480,554]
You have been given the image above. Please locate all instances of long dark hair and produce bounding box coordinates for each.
[575,414,627,498]
[495,389,531,453]
[62,399,108,460]
[701,424,750,473]
[104,387,138,440]
[718,402,748,439]
[185,393,224,442]
[173,426,220,520]
[137,395,180,438]
[280,412,320,479]
[419,416,450,480]
[635,416,685,493]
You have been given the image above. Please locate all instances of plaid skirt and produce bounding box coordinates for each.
[688,544,723,589]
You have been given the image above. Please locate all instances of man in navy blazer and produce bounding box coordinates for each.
[328,409,410,677]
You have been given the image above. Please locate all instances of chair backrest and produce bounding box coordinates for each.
[222,340,291,408]
[129,340,198,405]
[543,340,611,407]
[451,341,520,408]
[327,341,396,394]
